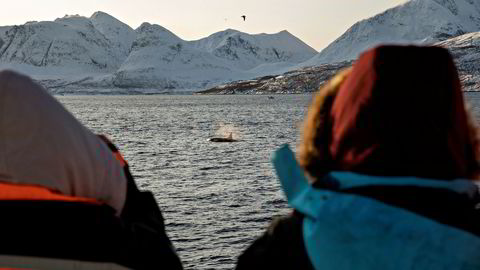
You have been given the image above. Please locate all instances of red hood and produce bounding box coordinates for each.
[329,45,477,179]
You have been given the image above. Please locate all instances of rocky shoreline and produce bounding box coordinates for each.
[197,61,352,94]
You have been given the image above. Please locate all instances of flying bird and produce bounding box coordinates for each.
[241,15,246,21]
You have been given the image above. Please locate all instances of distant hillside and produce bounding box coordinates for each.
[437,31,480,91]
[197,61,351,94]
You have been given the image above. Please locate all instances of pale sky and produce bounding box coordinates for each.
[0,0,407,51]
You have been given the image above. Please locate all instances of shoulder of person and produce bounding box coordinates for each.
[236,211,314,270]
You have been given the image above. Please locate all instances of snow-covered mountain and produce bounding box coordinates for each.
[0,12,317,93]
[2,2,480,94]
[205,30,480,94]
[303,0,480,66]
[0,26,10,42]
[90,11,136,60]
[111,26,318,90]
[191,29,317,70]
[112,23,241,90]
[0,15,129,75]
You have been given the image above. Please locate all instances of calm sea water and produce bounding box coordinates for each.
[57,94,313,270]
[57,93,480,270]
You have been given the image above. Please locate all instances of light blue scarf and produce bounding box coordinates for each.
[273,144,480,270]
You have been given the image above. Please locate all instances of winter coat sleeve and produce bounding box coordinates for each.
[120,178,183,270]
[99,135,183,270]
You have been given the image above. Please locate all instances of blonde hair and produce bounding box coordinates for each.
[297,68,351,181]
[465,109,480,179]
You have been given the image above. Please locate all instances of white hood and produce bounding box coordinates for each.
[0,70,126,214]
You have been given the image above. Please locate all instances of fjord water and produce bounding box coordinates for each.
[57,93,480,270]
[58,94,312,270]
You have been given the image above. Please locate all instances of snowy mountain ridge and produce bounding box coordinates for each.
[201,30,480,94]
[1,0,480,93]
[90,11,136,60]
[0,13,131,76]
[304,0,480,66]
[111,23,240,90]
[0,12,317,93]
[191,29,317,70]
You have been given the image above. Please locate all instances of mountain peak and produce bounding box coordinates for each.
[89,10,136,59]
[136,22,174,35]
[189,28,317,70]
[60,14,83,19]
[305,0,480,65]
[133,22,183,48]
[224,28,240,33]
[90,11,133,31]
[54,14,94,30]
[137,22,152,30]
[90,11,113,19]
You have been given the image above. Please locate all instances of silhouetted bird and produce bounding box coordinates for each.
[241,15,246,21]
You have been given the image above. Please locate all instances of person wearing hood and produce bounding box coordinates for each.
[236,45,480,270]
[0,70,183,270]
